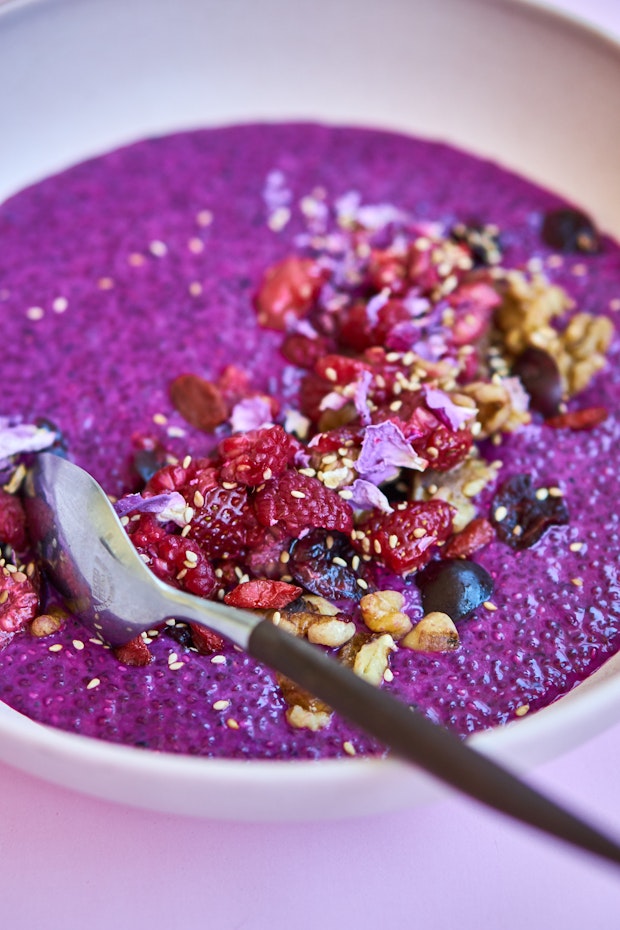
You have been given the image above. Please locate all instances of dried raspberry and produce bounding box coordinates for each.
[314,353,371,387]
[412,423,473,471]
[245,526,292,579]
[0,571,40,634]
[224,579,302,609]
[491,474,569,549]
[353,500,455,575]
[366,248,409,295]
[447,281,499,346]
[189,624,226,654]
[545,406,608,431]
[337,303,376,352]
[169,373,228,432]
[307,425,364,456]
[253,470,354,536]
[0,489,28,551]
[254,256,326,330]
[219,425,300,486]
[114,636,152,667]
[142,532,217,598]
[189,484,263,559]
[444,517,496,559]
[281,333,331,368]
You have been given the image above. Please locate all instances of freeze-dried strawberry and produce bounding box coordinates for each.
[0,570,40,634]
[545,406,608,431]
[353,500,455,575]
[0,489,28,551]
[114,636,152,667]
[189,624,226,655]
[412,423,474,471]
[169,373,228,432]
[444,517,496,559]
[253,470,354,536]
[224,579,302,609]
[189,484,263,559]
[144,532,217,598]
[218,425,300,486]
[254,256,326,330]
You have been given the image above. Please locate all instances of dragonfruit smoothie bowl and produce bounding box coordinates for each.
[0,0,619,820]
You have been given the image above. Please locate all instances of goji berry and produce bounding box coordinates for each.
[545,406,608,430]
[444,517,496,559]
[169,373,228,431]
[224,579,302,609]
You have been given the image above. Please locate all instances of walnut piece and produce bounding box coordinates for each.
[352,633,397,686]
[402,611,460,653]
[360,590,413,639]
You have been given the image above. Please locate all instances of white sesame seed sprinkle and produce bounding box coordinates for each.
[169,661,185,671]
[290,489,306,499]
[72,640,85,651]
[26,306,44,321]
[86,678,101,690]
[52,296,68,313]
[494,505,508,522]
[343,740,356,756]
[210,655,226,665]
[213,699,230,711]
[48,643,63,653]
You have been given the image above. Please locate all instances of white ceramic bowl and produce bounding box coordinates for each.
[0,0,619,821]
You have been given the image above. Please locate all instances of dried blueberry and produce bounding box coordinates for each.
[133,447,167,484]
[289,529,372,601]
[415,558,494,622]
[512,346,563,417]
[541,207,600,253]
[491,473,569,549]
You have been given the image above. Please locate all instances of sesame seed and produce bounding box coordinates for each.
[512,525,523,537]
[189,281,203,296]
[48,643,63,653]
[494,505,508,522]
[26,306,44,321]
[351,555,360,571]
[86,678,101,690]
[324,367,338,382]
[290,489,306,499]
[152,412,168,425]
[149,240,168,257]
[98,276,114,290]
[192,490,205,508]
[483,601,497,611]
[384,668,394,683]
[515,704,530,717]
[332,556,348,567]
[196,209,213,227]
[213,699,230,711]
[343,741,356,756]
[181,524,191,537]
[263,468,273,480]
[72,640,85,651]
[226,718,240,730]
[185,550,198,563]
[373,539,382,554]
[221,481,237,490]
[413,528,426,538]
[388,534,398,549]
[356,578,369,590]
[210,655,226,665]
[339,489,353,500]
[279,551,290,564]
[169,661,185,671]
[52,296,68,313]
[571,577,584,587]
[535,488,549,501]
[569,541,584,552]
[168,652,178,664]
[548,487,563,498]
[165,619,177,626]
[272,611,282,625]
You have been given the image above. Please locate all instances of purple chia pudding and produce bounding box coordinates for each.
[0,122,618,760]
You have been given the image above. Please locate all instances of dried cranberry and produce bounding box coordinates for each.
[289,529,371,601]
[253,470,354,536]
[353,500,455,575]
[169,374,228,432]
[218,425,300,486]
[541,207,600,253]
[0,489,28,551]
[224,579,302,609]
[281,333,330,368]
[416,558,494,622]
[491,473,569,549]
[444,517,496,559]
[512,346,563,417]
[545,406,608,430]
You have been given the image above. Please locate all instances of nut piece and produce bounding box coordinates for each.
[286,704,332,731]
[402,611,460,653]
[29,607,67,638]
[360,590,413,639]
[301,594,340,616]
[307,618,356,647]
[352,633,396,686]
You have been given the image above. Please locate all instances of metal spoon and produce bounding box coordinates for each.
[23,451,620,867]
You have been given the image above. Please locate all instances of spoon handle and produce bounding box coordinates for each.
[249,618,620,869]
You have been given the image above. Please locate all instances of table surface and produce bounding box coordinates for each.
[2,1,620,928]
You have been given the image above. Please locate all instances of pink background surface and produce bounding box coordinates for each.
[2,1,620,927]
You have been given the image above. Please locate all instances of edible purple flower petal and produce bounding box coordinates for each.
[230,397,274,433]
[0,419,57,467]
[356,421,427,484]
[352,370,373,425]
[114,491,187,526]
[366,289,390,325]
[423,385,477,431]
[345,479,394,514]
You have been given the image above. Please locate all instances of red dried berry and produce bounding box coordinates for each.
[169,373,228,432]
[189,624,226,655]
[219,425,300,487]
[337,303,376,352]
[253,470,354,536]
[512,347,564,418]
[254,256,326,330]
[413,423,474,471]
[224,579,302,609]
[0,571,40,634]
[245,526,293,579]
[289,529,373,601]
[444,517,496,559]
[447,281,499,346]
[366,248,409,295]
[281,333,331,368]
[353,500,455,575]
[545,406,608,431]
[314,354,370,387]
[142,532,217,598]
[0,489,28,551]
[189,484,263,559]
[114,636,152,667]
